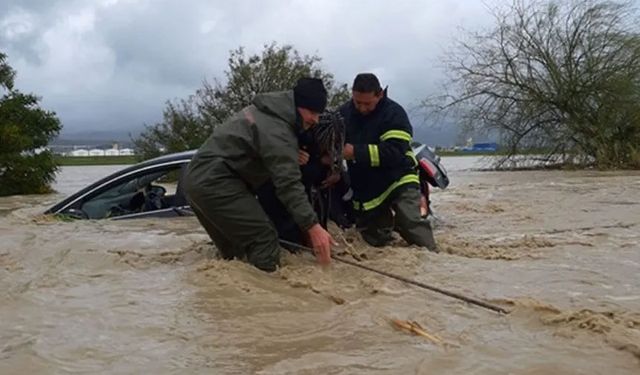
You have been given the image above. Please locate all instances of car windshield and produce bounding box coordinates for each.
[98,171,168,199]
[79,168,181,219]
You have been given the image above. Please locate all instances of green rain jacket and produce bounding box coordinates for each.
[185,90,318,230]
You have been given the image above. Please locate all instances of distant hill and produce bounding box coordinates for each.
[413,124,458,148]
[412,122,497,148]
[49,119,495,151]
[51,128,142,149]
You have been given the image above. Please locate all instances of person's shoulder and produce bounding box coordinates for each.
[382,97,407,114]
[256,115,294,137]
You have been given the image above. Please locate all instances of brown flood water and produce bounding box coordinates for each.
[1,160,639,374]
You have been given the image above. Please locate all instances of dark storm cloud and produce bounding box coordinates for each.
[0,0,493,143]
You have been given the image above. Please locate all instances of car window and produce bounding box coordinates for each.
[79,166,182,219]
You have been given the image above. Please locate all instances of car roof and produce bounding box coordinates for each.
[139,150,197,165]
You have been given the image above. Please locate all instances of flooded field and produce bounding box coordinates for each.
[1,158,639,374]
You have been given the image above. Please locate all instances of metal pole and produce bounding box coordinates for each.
[279,239,509,315]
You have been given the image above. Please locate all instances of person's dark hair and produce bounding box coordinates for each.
[352,73,382,94]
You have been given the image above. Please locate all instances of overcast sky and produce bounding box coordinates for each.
[0,0,494,142]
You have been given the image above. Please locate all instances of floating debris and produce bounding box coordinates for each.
[390,318,443,345]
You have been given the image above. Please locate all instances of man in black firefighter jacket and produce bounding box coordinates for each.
[339,73,438,251]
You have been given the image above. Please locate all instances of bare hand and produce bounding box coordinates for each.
[420,193,429,218]
[321,172,341,189]
[298,149,310,165]
[320,154,332,166]
[343,143,355,161]
[307,223,334,265]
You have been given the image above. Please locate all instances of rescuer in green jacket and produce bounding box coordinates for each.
[183,78,335,272]
[339,73,438,251]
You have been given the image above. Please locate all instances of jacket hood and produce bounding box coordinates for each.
[252,90,297,126]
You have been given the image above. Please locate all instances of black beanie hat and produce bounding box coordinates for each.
[294,77,328,113]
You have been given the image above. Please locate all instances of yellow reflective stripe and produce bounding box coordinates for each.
[380,130,411,142]
[353,173,420,211]
[369,144,380,167]
[405,150,417,167]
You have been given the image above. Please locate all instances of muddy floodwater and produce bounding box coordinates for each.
[1,158,639,374]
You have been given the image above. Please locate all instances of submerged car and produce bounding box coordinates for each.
[45,144,450,221]
[45,151,196,220]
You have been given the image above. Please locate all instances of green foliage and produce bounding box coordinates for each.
[134,42,349,161]
[0,52,15,90]
[199,43,349,118]
[1,93,61,152]
[0,151,59,195]
[133,96,211,161]
[0,53,62,196]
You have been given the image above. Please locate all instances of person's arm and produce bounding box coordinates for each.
[256,122,318,231]
[256,121,334,263]
[347,109,413,167]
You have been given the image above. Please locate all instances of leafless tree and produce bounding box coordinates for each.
[425,0,640,169]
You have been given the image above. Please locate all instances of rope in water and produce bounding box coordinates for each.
[279,239,509,315]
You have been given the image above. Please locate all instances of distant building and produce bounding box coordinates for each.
[70,149,89,157]
[89,149,105,156]
[471,142,498,152]
[119,148,134,156]
[105,149,120,156]
[458,137,499,152]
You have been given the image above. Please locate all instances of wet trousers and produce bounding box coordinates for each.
[356,186,438,252]
[184,165,280,272]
